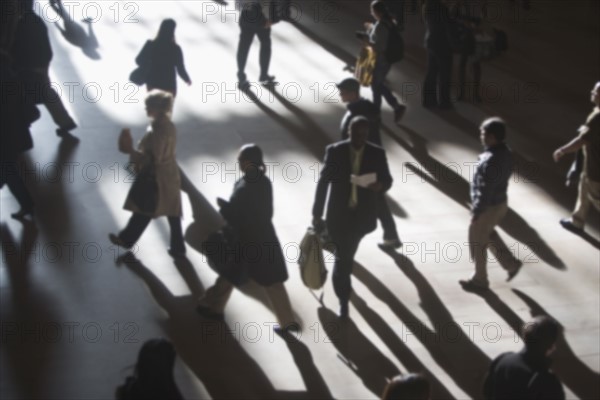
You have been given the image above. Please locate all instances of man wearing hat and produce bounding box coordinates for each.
[337,77,402,250]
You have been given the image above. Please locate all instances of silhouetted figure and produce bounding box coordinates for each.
[483,316,565,399]
[135,19,191,97]
[49,0,100,59]
[337,77,402,250]
[553,81,600,235]
[451,0,481,102]
[362,1,406,123]
[109,90,186,258]
[237,1,278,88]
[422,0,453,108]
[11,0,77,137]
[196,144,298,333]
[1,0,37,219]
[312,117,393,319]
[459,118,520,292]
[381,373,431,400]
[115,338,184,400]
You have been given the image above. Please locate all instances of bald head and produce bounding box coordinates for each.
[349,116,370,150]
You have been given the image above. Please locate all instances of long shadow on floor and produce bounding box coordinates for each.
[317,306,400,397]
[467,288,600,399]
[0,222,59,399]
[351,293,455,400]
[353,255,491,399]
[120,252,332,399]
[383,124,565,270]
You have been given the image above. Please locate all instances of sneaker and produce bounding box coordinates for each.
[559,218,584,235]
[108,233,131,249]
[394,105,406,125]
[259,75,278,86]
[195,305,224,321]
[459,279,489,293]
[378,238,403,250]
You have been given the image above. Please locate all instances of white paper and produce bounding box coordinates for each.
[350,173,376,188]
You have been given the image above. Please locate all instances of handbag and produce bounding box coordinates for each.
[129,66,147,86]
[201,227,248,286]
[298,227,328,290]
[355,46,376,87]
[125,158,158,214]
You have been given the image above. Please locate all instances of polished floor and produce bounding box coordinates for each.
[1,1,599,399]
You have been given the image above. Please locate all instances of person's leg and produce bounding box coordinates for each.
[264,282,295,327]
[330,228,362,312]
[472,61,482,102]
[422,49,440,106]
[378,195,400,242]
[458,52,468,100]
[236,27,255,82]
[438,50,453,107]
[571,173,592,229]
[371,60,387,110]
[197,276,235,314]
[167,216,185,254]
[42,80,76,132]
[118,213,152,248]
[256,27,272,80]
[468,203,507,286]
[2,160,34,215]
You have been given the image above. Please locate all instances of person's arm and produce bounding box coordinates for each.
[553,135,587,162]
[135,41,152,66]
[175,46,191,85]
[471,152,511,221]
[369,22,390,53]
[368,147,393,192]
[312,146,335,227]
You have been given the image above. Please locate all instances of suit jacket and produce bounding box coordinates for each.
[313,141,393,235]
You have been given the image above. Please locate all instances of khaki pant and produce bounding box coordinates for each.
[469,202,509,286]
[571,173,600,229]
[199,276,295,327]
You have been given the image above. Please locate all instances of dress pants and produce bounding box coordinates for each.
[237,26,271,81]
[571,173,600,228]
[329,219,365,306]
[422,48,452,107]
[199,276,295,327]
[371,60,401,111]
[118,212,185,253]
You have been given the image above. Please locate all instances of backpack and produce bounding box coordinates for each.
[298,227,327,290]
[385,21,404,64]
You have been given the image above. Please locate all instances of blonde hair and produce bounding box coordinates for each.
[145,90,173,116]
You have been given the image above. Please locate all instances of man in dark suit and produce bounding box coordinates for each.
[337,77,402,250]
[312,117,393,318]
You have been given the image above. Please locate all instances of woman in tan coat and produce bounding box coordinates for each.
[109,90,185,258]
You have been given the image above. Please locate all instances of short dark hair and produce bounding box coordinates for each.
[349,116,370,132]
[522,316,561,354]
[481,117,506,142]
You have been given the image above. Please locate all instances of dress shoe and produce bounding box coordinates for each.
[195,305,224,321]
[378,238,403,250]
[56,121,77,137]
[559,218,584,235]
[10,208,34,219]
[108,233,131,249]
[274,322,301,335]
[259,75,279,86]
[459,279,489,293]
[394,105,406,125]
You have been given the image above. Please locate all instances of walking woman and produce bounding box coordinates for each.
[135,19,191,96]
[196,144,298,333]
[364,0,406,124]
[109,90,185,258]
